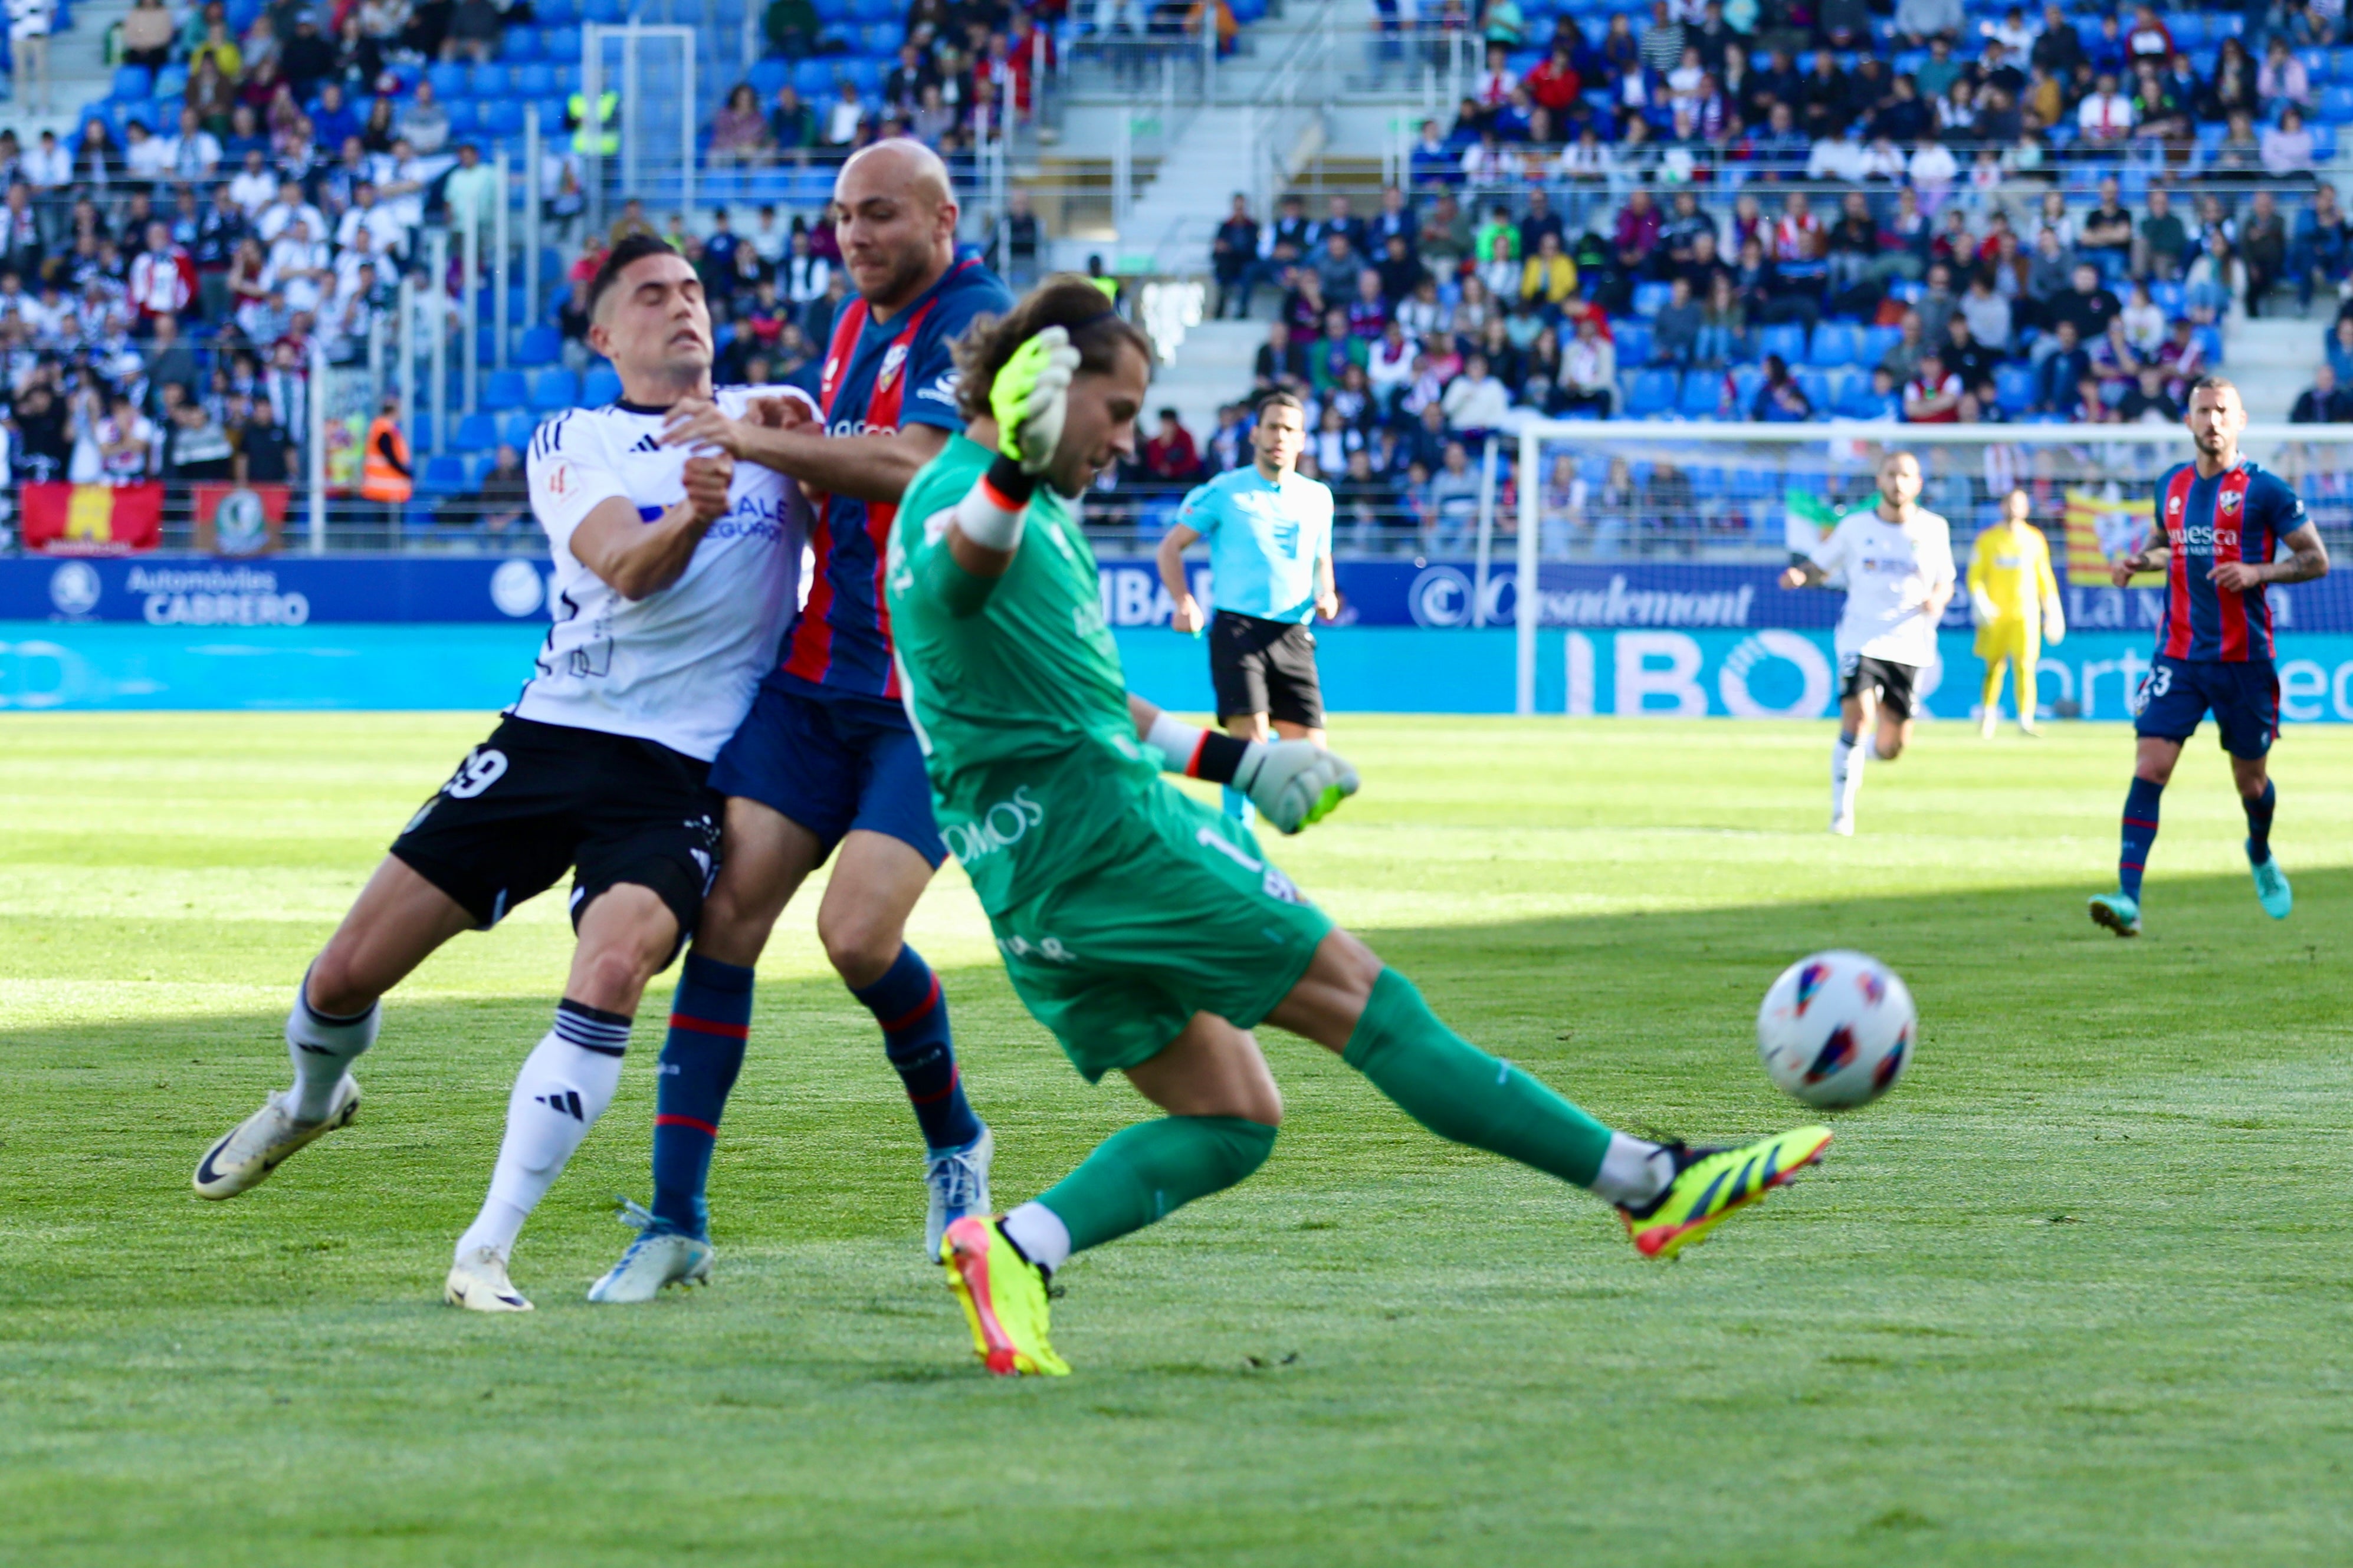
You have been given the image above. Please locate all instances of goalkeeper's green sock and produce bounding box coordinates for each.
[1005,1115,1278,1269]
[1345,968,1670,1205]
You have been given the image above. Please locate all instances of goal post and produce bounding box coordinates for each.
[1508,420,2353,716]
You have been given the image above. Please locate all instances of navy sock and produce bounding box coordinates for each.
[650,951,754,1240]
[2244,780,2277,863]
[851,945,981,1153]
[2119,777,2162,902]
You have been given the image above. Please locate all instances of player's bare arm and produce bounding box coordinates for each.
[2210,522,2329,593]
[662,402,947,503]
[568,452,737,600]
[1779,560,1829,589]
[2111,543,2171,587]
[1157,522,1206,632]
[1314,550,1339,622]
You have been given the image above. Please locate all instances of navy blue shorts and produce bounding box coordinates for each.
[2132,655,2279,759]
[708,673,947,867]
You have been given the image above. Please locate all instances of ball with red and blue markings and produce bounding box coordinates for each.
[1756,951,1915,1110]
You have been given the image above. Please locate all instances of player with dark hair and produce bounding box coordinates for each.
[884,279,1835,1376]
[2089,376,2329,937]
[192,236,816,1313]
[585,139,1015,1302]
[1154,387,1338,824]
[1778,449,1957,836]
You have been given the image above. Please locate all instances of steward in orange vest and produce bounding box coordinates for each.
[360,396,414,502]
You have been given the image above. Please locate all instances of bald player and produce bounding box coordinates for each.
[589,140,1017,1303]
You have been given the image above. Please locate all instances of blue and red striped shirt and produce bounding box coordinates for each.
[779,252,1011,699]
[2150,458,2308,663]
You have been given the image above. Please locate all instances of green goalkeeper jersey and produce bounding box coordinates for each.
[885,433,1160,916]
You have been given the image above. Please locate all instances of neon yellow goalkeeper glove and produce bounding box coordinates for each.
[1234,740,1361,834]
[990,326,1083,475]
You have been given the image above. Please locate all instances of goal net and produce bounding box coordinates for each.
[1488,419,2353,722]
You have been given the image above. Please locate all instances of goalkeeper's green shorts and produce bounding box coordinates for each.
[987,782,1333,1082]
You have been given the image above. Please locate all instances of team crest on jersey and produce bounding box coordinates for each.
[877,342,910,391]
[546,461,571,495]
[2167,495,2183,514]
[2219,489,2243,514]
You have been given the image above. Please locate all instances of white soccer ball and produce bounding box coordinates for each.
[1756,951,1915,1110]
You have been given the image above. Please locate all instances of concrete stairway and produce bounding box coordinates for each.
[2228,314,2326,423]
[1,0,132,140]
[1150,318,1261,442]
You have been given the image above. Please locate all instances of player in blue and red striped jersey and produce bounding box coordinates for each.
[585,141,1016,1303]
[2089,377,2330,938]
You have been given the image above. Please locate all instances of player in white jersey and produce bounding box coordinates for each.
[1778,450,1956,836]
[191,236,812,1313]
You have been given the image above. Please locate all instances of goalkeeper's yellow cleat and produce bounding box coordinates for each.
[1618,1126,1832,1260]
[940,1215,1070,1377]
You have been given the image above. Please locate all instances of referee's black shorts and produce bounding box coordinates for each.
[1209,610,1324,729]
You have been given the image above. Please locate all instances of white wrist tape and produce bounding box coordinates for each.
[954,484,1025,551]
[1144,711,1206,773]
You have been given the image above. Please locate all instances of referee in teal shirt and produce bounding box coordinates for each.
[1156,389,1339,823]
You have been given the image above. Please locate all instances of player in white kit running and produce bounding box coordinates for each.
[191,236,813,1312]
[1778,449,1956,836]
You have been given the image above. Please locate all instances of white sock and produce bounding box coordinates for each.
[1589,1132,1674,1207]
[285,968,379,1121]
[1832,733,1868,821]
[1002,1201,1072,1276]
[1867,735,1891,762]
[453,1002,630,1264]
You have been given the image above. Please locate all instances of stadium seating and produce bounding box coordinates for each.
[529,369,583,414]
[1625,369,1679,417]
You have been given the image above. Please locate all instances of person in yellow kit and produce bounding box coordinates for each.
[1968,486,2064,738]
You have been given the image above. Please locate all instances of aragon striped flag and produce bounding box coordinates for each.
[21,482,165,555]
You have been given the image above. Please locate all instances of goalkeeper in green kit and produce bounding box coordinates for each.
[885,276,1835,1377]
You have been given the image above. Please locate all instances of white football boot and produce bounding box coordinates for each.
[445,1245,534,1312]
[924,1125,994,1260]
[586,1199,714,1303]
[192,1075,361,1199]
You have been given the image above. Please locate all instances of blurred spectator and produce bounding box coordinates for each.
[1559,315,1616,415]
[1753,354,1811,420]
[1141,409,1202,483]
[713,86,776,168]
[2292,366,2353,423]
[235,395,293,484]
[2034,321,2091,412]
[163,396,234,481]
[122,0,176,68]
[396,81,451,157]
[442,0,504,63]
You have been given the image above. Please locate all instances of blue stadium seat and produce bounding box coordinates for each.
[2194,325,2223,364]
[497,412,538,449]
[1678,373,1722,417]
[112,64,153,101]
[1833,376,1883,419]
[529,368,582,412]
[516,62,557,96]
[1820,367,1860,410]
[793,58,837,97]
[445,100,481,136]
[1859,324,1901,364]
[484,368,529,409]
[554,63,581,93]
[583,365,623,405]
[1728,365,1764,407]
[1612,321,1652,364]
[536,0,577,22]
[2150,280,2185,317]
[155,64,188,99]
[1631,281,1673,318]
[1806,322,1859,367]
[1794,370,1832,410]
[1758,323,1808,364]
[749,58,790,96]
[2315,124,2339,160]
[844,58,882,94]
[1625,369,1679,416]
[409,413,435,453]
[461,452,495,487]
[481,100,524,136]
[504,25,547,61]
[428,62,469,99]
[2299,46,2330,81]
[1994,364,2035,415]
[2321,86,2353,123]
[515,325,563,367]
[454,412,501,453]
[582,0,625,21]
[467,64,512,97]
[420,453,470,495]
[542,28,580,63]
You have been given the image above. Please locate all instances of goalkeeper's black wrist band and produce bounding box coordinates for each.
[1190,731,1251,785]
[983,453,1038,510]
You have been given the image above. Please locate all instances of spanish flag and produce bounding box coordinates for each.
[22,482,165,555]
[2060,487,2161,587]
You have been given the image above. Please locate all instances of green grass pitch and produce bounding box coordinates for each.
[4,712,2351,1566]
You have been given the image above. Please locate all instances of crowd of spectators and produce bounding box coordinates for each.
[1195,0,2353,552]
[711,0,1050,169]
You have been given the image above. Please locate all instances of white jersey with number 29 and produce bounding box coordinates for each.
[1809,507,1955,668]
[517,385,813,761]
